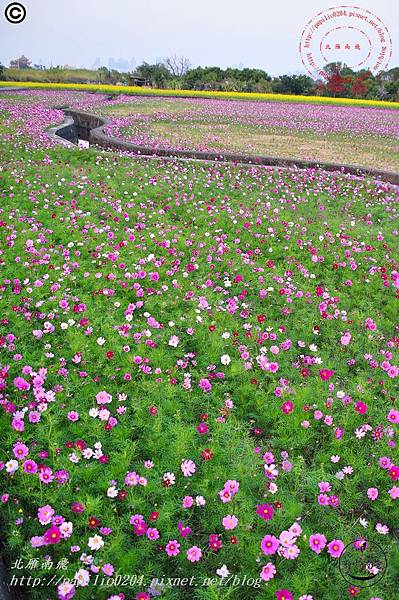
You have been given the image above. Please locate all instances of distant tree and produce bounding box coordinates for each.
[272,74,315,95]
[163,55,191,77]
[136,62,171,88]
[326,68,348,96]
[0,63,4,80]
[9,55,31,69]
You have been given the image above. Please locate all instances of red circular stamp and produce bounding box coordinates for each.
[299,6,392,79]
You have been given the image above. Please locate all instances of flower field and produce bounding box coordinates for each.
[98,95,399,172]
[0,89,399,600]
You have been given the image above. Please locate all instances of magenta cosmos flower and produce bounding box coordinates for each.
[276,590,294,600]
[13,442,29,459]
[261,534,279,555]
[165,540,180,556]
[43,526,61,545]
[327,539,344,558]
[256,503,275,520]
[309,533,327,554]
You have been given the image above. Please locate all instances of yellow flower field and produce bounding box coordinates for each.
[1,81,398,109]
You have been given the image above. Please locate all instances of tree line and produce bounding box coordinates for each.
[1,56,398,101]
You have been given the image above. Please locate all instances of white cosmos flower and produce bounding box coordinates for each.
[74,569,90,587]
[6,460,18,474]
[88,535,104,551]
[220,354,231,366]
[216,565,230,578]
[375,523,389,535]
[107,486,118,498]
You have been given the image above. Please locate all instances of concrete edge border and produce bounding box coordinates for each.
[58,108,399,186]
[47,116,77,148]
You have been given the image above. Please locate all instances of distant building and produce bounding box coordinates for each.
[10,55,31,69]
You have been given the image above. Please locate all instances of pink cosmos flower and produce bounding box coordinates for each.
[183,495,194,508]
[102,564,114,576]
[388,486,399,499]
[387,409,399,424]
[23,459,38,474]
[367,487,379,500]
[165,540,180,557]
[327,539,344,558]
[13,442,29,459]
[181,459,196,477]
[222,515,238,530]
[38,467,54,484]
[96,391,112,405]
[67,411,79,422]
[260,562,276,581]
[309,533,327,554]
[38,505,54,525]
[261,534,279,555]
[146,528,159,541]
[57,581,75,600]
[186,546,202,562]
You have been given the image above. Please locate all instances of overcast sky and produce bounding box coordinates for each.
[0,0,398,75]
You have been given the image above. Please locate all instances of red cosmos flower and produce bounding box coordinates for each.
[106,351,114,359]
[230,536,238,544]
[149,406,158,416]
[257,314,266,323]
[319,369,334,381]
[348,585,360,596]
[149,512,159,521]
[75,440,86,451]
[200,413,208,421]
[118,490,128,501]
[88,516,100,528]
[389,465,399,480]
[202,448,213,460]
[99,454,109,464]
[251,378,258,385]
[71,502,85,513]
[65,441,74,448]
[209,325,215,332]
[301,368,310,377]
